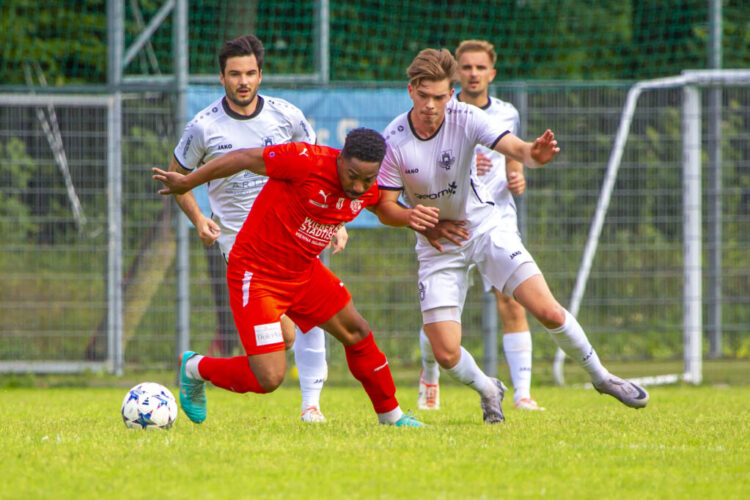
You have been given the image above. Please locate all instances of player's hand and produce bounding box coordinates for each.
[196,217,221,246]
[507,171,526,195]
[530,129,560,166]
[330,225,349,255]
[476,151,493,176]
[152,167,189,195]
[421,220,470,253]
[408,205,439,232]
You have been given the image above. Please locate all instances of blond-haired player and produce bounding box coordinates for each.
[375,48,649,423]
[418,40,542,412]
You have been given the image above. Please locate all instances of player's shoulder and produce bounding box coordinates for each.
[185,97,226,132]
[486,96,519,120]
[382,111,413,148]
[445,99,478,123]
[262,94,304,117]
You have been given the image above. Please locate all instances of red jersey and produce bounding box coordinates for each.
[229,142,380,278]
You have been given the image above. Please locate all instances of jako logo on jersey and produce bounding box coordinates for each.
[509,250,522,260]
[181,136,193,157]
[415,181,458,200]
[263,137,274,146]
[438,150,455,170]
[309,190,330,208]
[218,144,232,150]
[350,199,363,213]
[405,168,419,174]
[296,218,342,247]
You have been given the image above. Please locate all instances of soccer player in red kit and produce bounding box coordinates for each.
[153,128,425,427]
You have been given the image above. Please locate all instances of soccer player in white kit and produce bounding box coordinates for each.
[375,48,649,423]
[168,35,334,423]
[417,40,543,412]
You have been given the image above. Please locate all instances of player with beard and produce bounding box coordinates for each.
[168,35,333,423]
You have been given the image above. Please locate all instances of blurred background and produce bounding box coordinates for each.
[0,0,748,385]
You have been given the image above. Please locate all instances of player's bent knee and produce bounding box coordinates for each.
[535,303,565,329]
[434,349,461,369]
[255,369,285,392]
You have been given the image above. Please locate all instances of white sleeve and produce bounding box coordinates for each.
[470,107,509,150]
[509,106,520,137]
[377,142,403,190]
[290,107,317,144]
[173,119,206,171]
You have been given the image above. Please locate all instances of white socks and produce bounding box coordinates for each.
[446,346,496,397]
[377,406,404,424]
[419,328,440,384]
[503,331,532,403]
[545,309,609,385]
[185,354,204,380]
[294,326,327,411]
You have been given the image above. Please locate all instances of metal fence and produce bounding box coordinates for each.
[1,81,748,377]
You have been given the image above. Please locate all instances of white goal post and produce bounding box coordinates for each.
[553,70,750,386]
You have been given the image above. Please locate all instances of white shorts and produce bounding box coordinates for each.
[416,225,540,313]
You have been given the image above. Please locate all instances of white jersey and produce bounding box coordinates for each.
[174,95,316,236]
[378,99,509,243]
[456,94,520,227]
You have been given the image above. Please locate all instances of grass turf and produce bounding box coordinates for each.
[1,383,748,499]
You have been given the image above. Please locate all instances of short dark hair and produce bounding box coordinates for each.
[341,128,386,163]
[218,35,264,74]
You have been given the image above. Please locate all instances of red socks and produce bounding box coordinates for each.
[198,355,268,394]
[345,333,398,413]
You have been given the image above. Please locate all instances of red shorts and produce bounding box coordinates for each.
[226,258,351,355]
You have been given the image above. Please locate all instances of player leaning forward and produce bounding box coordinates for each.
[375,48,649,423]
[153,128,424,427]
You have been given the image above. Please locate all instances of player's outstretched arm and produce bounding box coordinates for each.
[153,147,267,195]
[494,130,559,168]
[374,189,439,231]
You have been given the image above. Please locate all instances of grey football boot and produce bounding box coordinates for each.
[594,375,649,409]
[480,378,508,423]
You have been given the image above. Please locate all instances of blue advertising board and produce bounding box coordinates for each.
[185,85,412,228]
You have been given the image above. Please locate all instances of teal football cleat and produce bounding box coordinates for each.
[393,411,425,428]
[179,351,207,423]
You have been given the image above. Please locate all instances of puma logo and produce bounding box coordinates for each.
[299,147,309,157]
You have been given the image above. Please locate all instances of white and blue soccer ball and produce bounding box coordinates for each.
[121,382,178,429]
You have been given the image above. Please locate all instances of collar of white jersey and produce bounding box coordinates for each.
[221,95,265,120]
[455,92,492,111]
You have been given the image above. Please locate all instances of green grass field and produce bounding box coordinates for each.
[2,379,748,499]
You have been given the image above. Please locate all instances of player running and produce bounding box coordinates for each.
[168,35,332,422]
[375,48,649,423]
[153,128,424,428]
[418,40,543,412]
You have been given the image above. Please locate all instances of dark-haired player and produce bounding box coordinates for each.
[168,34,333,422]
[154,128,424,427]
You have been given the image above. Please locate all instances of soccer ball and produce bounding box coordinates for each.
[121,382,178,429]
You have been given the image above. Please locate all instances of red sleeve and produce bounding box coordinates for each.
[263,142,317,182]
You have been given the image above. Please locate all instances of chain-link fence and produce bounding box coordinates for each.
[5,82,748,373]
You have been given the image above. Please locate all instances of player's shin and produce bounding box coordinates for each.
[198,355,269,394]
[344,332,398,414]
[545,309,609,385]
[419,327,440,384]
[294,326,327,411]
